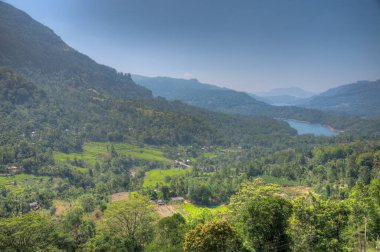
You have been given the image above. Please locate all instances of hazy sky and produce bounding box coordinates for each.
[5,0,380,92]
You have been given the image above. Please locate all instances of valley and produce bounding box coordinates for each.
[0,1,380,251]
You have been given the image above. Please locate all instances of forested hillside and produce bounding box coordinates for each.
[0,1,150,100]
[301,79,380,116]
[0,1,297,149]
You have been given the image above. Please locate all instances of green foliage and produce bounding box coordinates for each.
[289,194,350,251]
[182,203,228,228]
[188,181,212,205]
[79,194,96,212]
[54,142,172,167]
[149,213,187,252]
[303,79,380,117]
[228,179,291,251]
[0,213,59,251]
[0,174,49,194]
[183,219,245,252]
[91,196,157,251]
[229,178,281,214]
[242,196,293,251]
[1,2,380,251]
[0,174,56,217]
[143,168,190,188]
[133,75,366,132]
[347,180,380,250]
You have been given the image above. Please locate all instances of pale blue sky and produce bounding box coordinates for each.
[5,0,380,92]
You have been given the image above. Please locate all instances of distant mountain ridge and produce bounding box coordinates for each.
[250,87,315,106]
[132,75,222,100]
[132,74,273,114]
[133,75,360,130]
[251,94,308,106]
[301,80,380,116]
[256,86,316,98]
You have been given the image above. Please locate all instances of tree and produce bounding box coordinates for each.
[0,213,59,251]
[159,185,170,201]
[289,194,350,251]
[96,196,156,251]
[243,196,293,251]
[79,194,96,212]
[149,213,187,252]
[183,219,245,252]
[229,178,281,214]
[227,179,294,251]
[348,180,380,251]
[188,182,212,205]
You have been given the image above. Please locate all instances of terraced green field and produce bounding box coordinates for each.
[143,168,191,188]
[54,142,172,168]
[182,202,228,216]
[0,174,50,193]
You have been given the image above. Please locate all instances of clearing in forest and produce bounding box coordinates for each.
[111,192,130,202]
[143,167,191,188]
[0,174,50,194]
[53,200,71,216]
[53,141,172,169]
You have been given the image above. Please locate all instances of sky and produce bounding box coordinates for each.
[4,0,380,92]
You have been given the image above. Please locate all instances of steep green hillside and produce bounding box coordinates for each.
[301,80,380,116]
[0,1,150,100]
[0,1,297,157]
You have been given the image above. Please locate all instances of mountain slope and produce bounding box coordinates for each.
[0,1,151,100]
[0,1,297,152]
[301,80,380,116]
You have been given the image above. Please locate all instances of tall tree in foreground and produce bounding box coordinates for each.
[88,196,156,251]
[183,219,245,252]
[0,213,59,251]
[147,213,187,252]
[289,194,350,251]
[348,180,380,251]
[228,178,289,251]
[243,196,293,251]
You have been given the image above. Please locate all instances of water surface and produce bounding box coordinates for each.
[285,119,337,136]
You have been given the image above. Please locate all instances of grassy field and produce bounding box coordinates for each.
[143,167,191,188]
[201,152,219,159]
[0,174,49,193]
[54,141,172,168]
[182,202,228,215]
[110,142,171,163]
[154,201,228,219]
[176,202,228,222]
